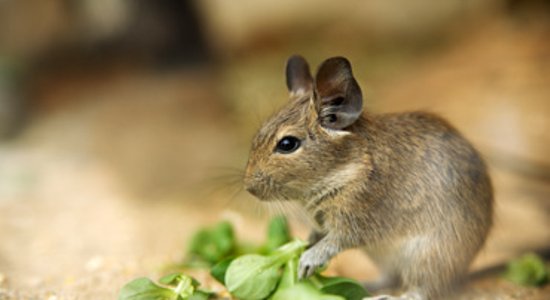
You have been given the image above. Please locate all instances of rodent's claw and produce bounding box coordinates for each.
[298,247,326,279]
[297,264,310,280]
[298,260,316,279]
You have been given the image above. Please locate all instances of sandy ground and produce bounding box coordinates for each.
[1,15,549,300]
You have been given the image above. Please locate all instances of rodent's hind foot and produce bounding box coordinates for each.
[363,291,423,300]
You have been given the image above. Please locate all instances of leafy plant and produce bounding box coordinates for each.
[209,256,234,285]
[277,256,299,290]
[313,275,369,300]
[187,221,236,266]
[225,239,307,299]
[120,216,371,300]
[504,253,549,287]
[186,216,291,268]
[222,238,369,300]
[119,274,213,300]
[269,255,368,300]
[271,282,345,300]
[263,215,292,252]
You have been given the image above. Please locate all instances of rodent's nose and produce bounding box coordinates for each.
[243,174,259,197]
[245,184,261,198]
[243,168,262,198]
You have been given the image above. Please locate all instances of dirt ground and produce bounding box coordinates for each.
[1,15,549,300]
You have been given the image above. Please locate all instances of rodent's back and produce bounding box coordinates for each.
[357,111,493,247]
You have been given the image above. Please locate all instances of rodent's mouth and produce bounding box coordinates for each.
[244,177,273,201]
[245,185,288,201]
[244,171,274,200]
[245,184,266,200]
[244,181,297,202]
[244,171,300,201]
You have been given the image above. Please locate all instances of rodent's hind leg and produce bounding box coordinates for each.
[396,234,470,299]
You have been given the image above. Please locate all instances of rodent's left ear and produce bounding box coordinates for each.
[286,55,313,96]
[315,57,363,130]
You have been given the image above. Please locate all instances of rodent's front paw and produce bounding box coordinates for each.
[298,248,328,279]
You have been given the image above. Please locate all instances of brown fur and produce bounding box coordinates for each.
[244,56,493,300]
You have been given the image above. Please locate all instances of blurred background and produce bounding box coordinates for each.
[0,0,549,298]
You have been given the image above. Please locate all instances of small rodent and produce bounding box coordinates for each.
[243,55,493,300]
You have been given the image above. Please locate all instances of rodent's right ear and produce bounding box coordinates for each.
[314,57,363,130]
[286,55,313,96]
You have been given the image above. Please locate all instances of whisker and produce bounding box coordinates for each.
[260,202,275,217]
[226,186,246,207]
[199,166,245,194]
[253,198,268,219]
[271,201,285,217]
[262,200,284,219]
[283,201,316,229]
[203,169,245,185]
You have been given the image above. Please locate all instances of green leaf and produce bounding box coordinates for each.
[211,221,235,256]
[210,257,234,285]
[315,275,370,300]
[188,221,236,265]
[158,273,182,286]
[269,239,308,262]
[504,253,549,286]
[265,216,291,252]
[158,273,203,298]
[188,230,215,262]
[120,274,215,300]
[271,282,345,300]
[225,254,282,299]
[158,273,199,287]
[118,277,177,300]
[173,276,195,298]
[278,256,299,290]
[188,290,214,300]
[225,239,307,299]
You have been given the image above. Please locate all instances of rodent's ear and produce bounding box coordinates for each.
[286,55,313,96]
[315,57,363,130]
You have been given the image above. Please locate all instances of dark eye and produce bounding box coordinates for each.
[275,136,301,154]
